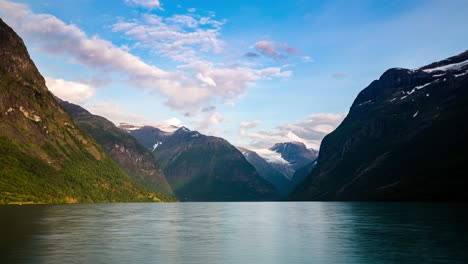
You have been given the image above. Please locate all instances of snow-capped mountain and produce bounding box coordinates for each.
[238,143,318,195]
[292,50,468,201]
[269,142,319,171]
[124,125,278,201]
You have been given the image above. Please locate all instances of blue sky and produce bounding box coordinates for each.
[1,0,467,149]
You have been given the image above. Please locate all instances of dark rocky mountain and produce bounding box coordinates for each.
[270,142,318,170]
[238,147,292,196]
[0,19,167,203]
[120,125,172,150]
[125,125,278,201]
[291,50,468,201]
[58,100,173,196]
[290,160,317,188]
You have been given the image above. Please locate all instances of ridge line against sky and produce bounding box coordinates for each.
[0,0,467,150]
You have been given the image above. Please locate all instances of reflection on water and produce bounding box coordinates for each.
[1,202,467,264]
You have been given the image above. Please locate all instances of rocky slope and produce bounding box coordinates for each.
[58,100,173,196]
[0,18,167,203]
[291,50,468,201]
[125,126,278,201]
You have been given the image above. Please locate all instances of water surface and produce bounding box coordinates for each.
[1,202,467,263]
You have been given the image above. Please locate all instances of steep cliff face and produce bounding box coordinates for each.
[59,100,173,196]
[0,18,165,203]
[292,50,468,201]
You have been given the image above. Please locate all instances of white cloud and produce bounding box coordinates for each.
[125,0,161,10]
[191,110,224,134]
[87,102,149,125]
[240,113,346,150]
[166,15,199,28]
[0,0,291,116]
[196,72,217,87]
[188,8,196,13]
[112,13,225,63]
[163,117,181,127]
[45,77,95,104]
[240,120,262,129]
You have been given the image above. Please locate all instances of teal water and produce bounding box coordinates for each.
[1,202,467,263]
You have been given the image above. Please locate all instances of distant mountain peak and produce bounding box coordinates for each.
[270,141,308,151]
[269,142,318,170]
[175,126,191,133]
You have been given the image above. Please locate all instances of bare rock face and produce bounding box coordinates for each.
[291,50,468,201]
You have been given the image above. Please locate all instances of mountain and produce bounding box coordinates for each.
[0,18,166,203]
[119,125,173,151]
[270,142,318,171]
[290,160,317,188]
[237,144,318,196]
[291,50,468,201]
[125,125,278,201]
[58,100,173,196]
[238,147,292,196]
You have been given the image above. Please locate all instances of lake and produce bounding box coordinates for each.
[1,202,467,263]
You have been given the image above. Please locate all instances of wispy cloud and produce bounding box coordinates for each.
[87,102,151,124]
[240,120,262,130]
[239,113,346,150]
[253,40,303,59]
[0,0,291,117]
[255,41,284,58]
[125,0,162,10]
[332,72,346,79]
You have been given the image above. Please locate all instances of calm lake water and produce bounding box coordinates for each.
[1,202,467,264]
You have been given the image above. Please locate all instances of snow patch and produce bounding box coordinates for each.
[415,79,439,90]
[152,142,162,151]
[422,59,468,73]
[191,132,200,138]
[455,70,468,78]
[433,73,446,77]
[358,100,372,106]
[253,149,290,164]
[413,111,419,118]
[390,98,397,102]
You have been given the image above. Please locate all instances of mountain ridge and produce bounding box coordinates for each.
[58,99,174,196]
[291,50,468,201]
[0,18,167,203]
[125,125,279,201]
